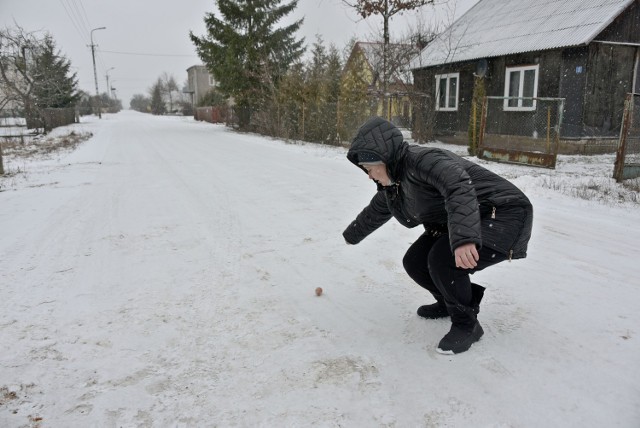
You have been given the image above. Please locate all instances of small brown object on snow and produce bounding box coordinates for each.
[315,287,323,296]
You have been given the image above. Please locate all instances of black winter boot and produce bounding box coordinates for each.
[471,283,485,315]
[436,304,483,354]
[436,321,484,354]
[417,301,449,319]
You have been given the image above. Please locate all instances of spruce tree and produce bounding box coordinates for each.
[31,36,79,109]
[305,36,327,142]
[190,0,305,129]
[303,37,343,144]
[324,45,343,144]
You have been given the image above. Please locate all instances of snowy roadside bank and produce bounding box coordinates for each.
[1,111,638,427]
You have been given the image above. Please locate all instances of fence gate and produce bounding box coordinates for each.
[613,93,640,182]
[478,96,565,168]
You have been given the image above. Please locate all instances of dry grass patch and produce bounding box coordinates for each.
[1,130,92,159]
[540,176,639,205]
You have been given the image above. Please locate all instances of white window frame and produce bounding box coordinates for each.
[503,65,539,111]
[209,74,215,86]
[435,72,459,111]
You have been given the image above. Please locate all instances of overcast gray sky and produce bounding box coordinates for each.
[1,0,477,106]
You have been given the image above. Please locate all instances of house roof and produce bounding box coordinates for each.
[408,0,635,70]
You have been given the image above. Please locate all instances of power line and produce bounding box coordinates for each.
[69,0,91,39]
[98,49,198,58]
[69,0,109,77]
[59,0,111,78]
[75,0,94,33]
[58,0,88,44]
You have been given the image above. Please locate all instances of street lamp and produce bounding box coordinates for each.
[110,81,117,100]
[105,67,115,99]
[90,26,106,118]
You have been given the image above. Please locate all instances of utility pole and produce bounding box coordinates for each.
[105,67,114,99]
[90,27,106,118]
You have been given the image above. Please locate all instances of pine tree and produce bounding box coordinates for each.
[274,61,305,139]
[324,44,343,144]
[303,37,343,144]
[304,36,327,142]
[31,35,79,109]
[190,0,305,129]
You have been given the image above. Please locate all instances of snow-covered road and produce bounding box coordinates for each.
[1,111,639,427]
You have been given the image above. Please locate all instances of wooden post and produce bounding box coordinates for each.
[0,141,4,175]
[336,99,341,143]
[546,106,551,153]
[613,94,632,182]
[472,102,477,152]
[301,101,305,141]
[477,96,488,155]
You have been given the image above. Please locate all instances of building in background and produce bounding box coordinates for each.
[341,41,417,128]
[186,65,215,107]
[409,0,640,150]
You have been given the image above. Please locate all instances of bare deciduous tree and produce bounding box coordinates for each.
[1,24,79,132]
[161,73,178,113]
[0,25,38,118]
[342,0,435,117]
[149,78,166,115]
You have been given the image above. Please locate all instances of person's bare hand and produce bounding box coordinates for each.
[454,243,479,269]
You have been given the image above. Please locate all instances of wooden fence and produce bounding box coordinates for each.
[26,107,77,132]
[194,106,227,124]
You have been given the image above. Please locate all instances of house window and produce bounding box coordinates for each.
[435,73,459,111]
[504,65,539,110]
[209,74,215,86]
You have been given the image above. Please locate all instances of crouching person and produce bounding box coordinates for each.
[343,117,533,354]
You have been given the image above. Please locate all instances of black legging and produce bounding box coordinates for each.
[403,233,507,309]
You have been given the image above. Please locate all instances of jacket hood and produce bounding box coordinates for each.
[346,117,407,181]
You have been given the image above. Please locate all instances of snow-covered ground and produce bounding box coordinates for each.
[1,110,639,427]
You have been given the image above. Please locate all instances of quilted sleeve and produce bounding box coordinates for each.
[342,191,393,245]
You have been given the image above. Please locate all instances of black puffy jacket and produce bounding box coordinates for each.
[342,117,533,259]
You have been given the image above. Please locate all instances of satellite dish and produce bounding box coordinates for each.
[475,59,488,77]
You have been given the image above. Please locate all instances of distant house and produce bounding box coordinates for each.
[0,68,22,116]
[341,41,418,127]
[409,0,640,148]
[186,65,216,107]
